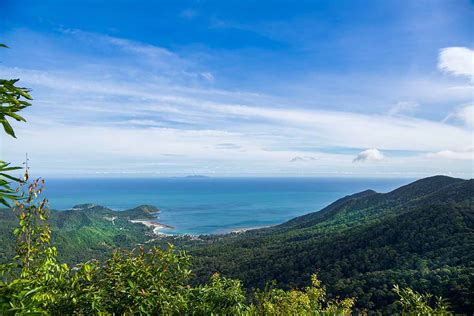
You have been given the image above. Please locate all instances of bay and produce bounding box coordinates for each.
[43,177,413,235]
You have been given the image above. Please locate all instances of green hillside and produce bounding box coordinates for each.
[0,204,161,263]
[185,176,474,313]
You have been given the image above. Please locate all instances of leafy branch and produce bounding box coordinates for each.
[0,43,31,206]
[0,78,32,138]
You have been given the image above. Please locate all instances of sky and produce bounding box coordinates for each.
[0,0,473,177]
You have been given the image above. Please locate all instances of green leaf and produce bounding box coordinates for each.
[5,112,26,122]
[0,197,9,207]
[0,173,22,182]
[0,119,15,138]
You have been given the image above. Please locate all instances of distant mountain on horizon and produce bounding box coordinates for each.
[168,175,211,179]
[183,175,211,178]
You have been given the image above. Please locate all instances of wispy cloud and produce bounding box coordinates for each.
[0,29,472,177]
[427,147,473,161]
[289,156,318,163]
[388,101,419,116]
[452,104,474,128]
[179,9,199,19]
[215,143,242,150]
[5,65,469,152]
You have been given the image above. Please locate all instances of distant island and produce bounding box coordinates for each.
[169,175,210,179]
[183,175,210,178]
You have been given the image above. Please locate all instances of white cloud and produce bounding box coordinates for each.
[2,65,472,154]
[388,101,419,116]
[289,156,318,162]
[179,9,199,19]
[427,147,474,160]
[443,103,474,128]
[61,29,179,65]
[438,47,474,80]
[200,72,215,82]
[454,104,474,128]
[215,143,241,150]
[353,149,385,163]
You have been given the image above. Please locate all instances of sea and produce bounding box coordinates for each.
[42,177,413,235]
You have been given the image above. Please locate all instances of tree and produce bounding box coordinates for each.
[249,274,354,315]
[393,284,451,315]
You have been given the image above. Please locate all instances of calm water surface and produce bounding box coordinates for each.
[43,177,413,235]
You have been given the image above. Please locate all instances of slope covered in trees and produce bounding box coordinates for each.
[186,176,474,313]
[0,204,164,263]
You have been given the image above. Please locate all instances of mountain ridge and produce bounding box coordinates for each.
[279,175,471,230]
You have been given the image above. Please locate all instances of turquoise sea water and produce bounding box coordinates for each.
[43,177,413,235]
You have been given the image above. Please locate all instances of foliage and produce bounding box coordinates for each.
[0,161,22,207]
[92,246,192,314]
[13,174,49,271]
[249,274,354,315]
[187,273,247,315]
[393,284,451,315]
[0,77,32,138]
[0,172,68,314]
[0,43,32,207]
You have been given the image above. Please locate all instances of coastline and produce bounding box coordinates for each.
[130,218,270,237]
[130,219,175,235]
[215,225,271,235]
[44,178,411,236]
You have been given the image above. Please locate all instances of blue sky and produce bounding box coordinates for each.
[0,0,473,177]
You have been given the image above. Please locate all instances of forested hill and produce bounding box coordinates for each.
[187,176,474,313]
[0,204,162,263]
[276,175,470,230]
